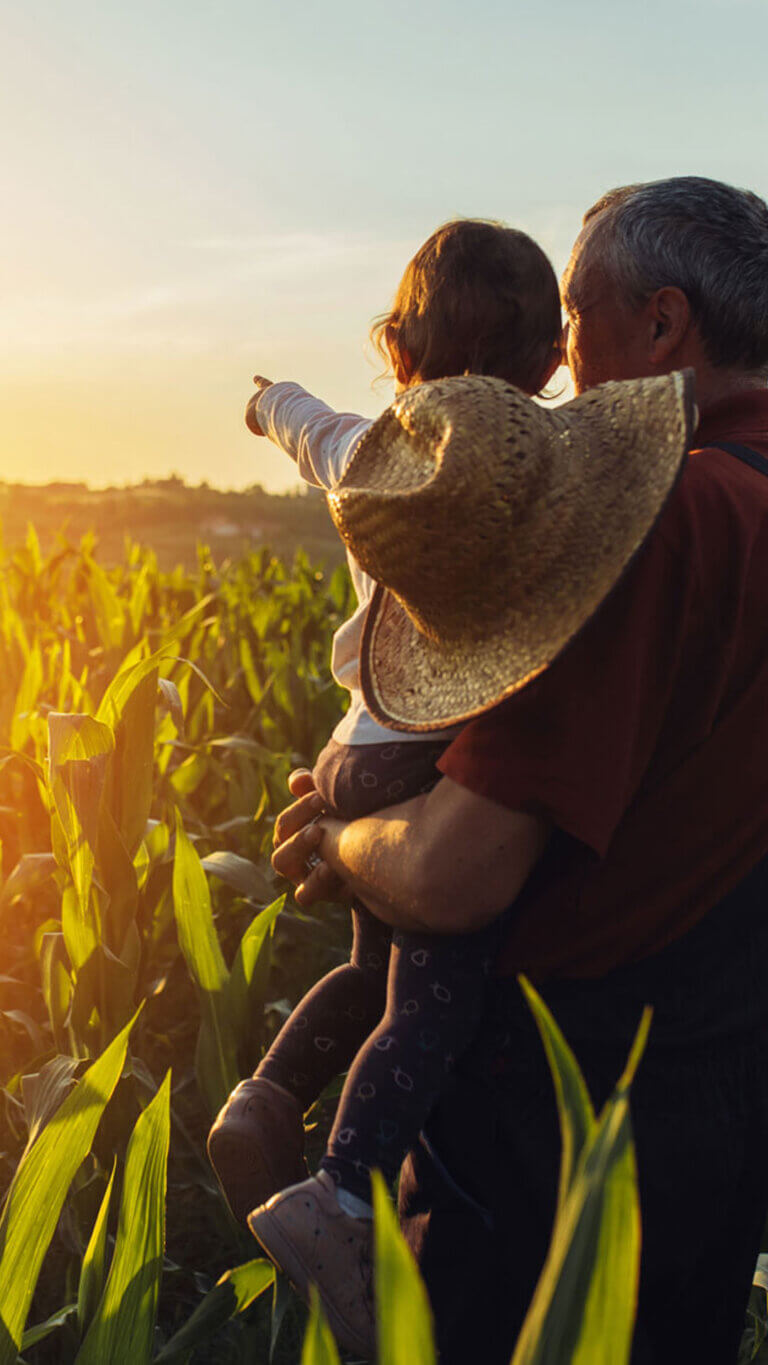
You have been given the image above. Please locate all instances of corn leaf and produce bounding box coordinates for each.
[372,1169,435,1365]
[519,976,596,1214]
[157,678,184,736]
[0,1012,137,1364]
[107,667,158,858]
[510,992,651,1365]
[301,1288,342,1365]
[209,734,272,760]
[227,896,285,1044]
[172,814,238,1113]
[201,850,275,904]
[61,883,98,975]
[97,654,166,729]
[47,711,114,916]
[97,629,221,731]
[238,635,266,707]
[0,853,57,917]
[11,641,43,752]
[21,1303,78,1351]
[172,814,229,994]
[77,1159,116,1336]
[169,751,208,798]
[38,932,74,1051]
[69,942,137,1046]
[96,805,140,956]
[86,559,127,652]
[20,1054,79,1147]
[154,1258,275,1363]
[76,1070,171,1365]
[127,560,152,638]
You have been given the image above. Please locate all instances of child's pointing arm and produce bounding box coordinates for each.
[246,379,371,491]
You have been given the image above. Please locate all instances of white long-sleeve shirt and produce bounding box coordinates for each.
[256,381,458,746]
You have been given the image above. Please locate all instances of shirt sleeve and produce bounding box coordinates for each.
[438,527,694,858]
[256,381,372,491]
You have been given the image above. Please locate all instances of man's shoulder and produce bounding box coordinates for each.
[656,439,768,562]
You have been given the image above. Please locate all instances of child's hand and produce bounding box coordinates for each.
[245,375,274,436]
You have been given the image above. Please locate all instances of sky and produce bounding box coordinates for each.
[1,0,767,492]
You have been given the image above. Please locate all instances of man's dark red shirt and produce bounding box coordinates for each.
[438,388,768,979]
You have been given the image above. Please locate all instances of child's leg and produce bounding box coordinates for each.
[255,904,392,1111]
[320,920,501,1201]
[252,732,446,1111]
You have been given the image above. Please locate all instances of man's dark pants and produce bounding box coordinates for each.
[399,854,768,1364]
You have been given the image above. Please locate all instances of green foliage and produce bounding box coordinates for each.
[326,987,647,1365]
[227,895,285,1045]
[372,1170,436,1365]
[172,815,239,1115]
[0,527,741,1365]
[740,1286,768,1363]
[76,1073,171,1364]
[0,1013,138,1363]
[510,981,649,1365]
[154,1260,276,1363]
[300,1289,342,1365]
[0,532,350,1360]
[77,1159,116,1336]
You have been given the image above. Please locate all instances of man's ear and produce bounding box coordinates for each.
[647,287,692,366]
[543,332,567,385]
[532,333,566,393]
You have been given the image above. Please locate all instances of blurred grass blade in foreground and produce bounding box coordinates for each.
[511,980,651,1365]
[372,1168,436,1365]
[76,1070,172,1364]
[518,977,596,1216]
[0,1011,138,1365]
[301,1287,342,1365]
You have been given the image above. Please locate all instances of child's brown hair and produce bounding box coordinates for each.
[372,219,561,395]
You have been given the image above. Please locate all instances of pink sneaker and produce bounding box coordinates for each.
[248,1171,376,1359]
[207,1077,308,1226]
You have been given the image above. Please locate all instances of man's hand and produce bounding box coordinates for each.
[245,375,274,436]
[272,769,348,906]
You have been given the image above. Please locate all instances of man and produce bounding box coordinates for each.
[273,177,768,1363]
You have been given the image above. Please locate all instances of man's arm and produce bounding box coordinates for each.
[272,774,549,934]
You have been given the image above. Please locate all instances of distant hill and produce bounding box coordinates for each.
[0,477,345,569]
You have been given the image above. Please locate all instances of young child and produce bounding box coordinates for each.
[208,219,562,1354]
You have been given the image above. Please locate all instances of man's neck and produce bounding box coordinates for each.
[688,366,766,416]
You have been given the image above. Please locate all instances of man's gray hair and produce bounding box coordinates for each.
[583,177,768,375]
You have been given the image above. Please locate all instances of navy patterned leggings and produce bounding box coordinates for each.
[256,737,504,1201]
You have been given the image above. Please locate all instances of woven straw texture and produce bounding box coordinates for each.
[327,370,695,731]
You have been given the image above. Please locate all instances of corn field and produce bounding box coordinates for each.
[0,525,761,1363]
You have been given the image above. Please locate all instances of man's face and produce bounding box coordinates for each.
[561,217,652,393]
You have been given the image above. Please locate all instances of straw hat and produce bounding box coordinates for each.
[327,370,696,732]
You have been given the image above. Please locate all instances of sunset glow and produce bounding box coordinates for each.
[1,0,766,490]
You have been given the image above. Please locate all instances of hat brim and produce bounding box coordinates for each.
[360,372,695,733]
